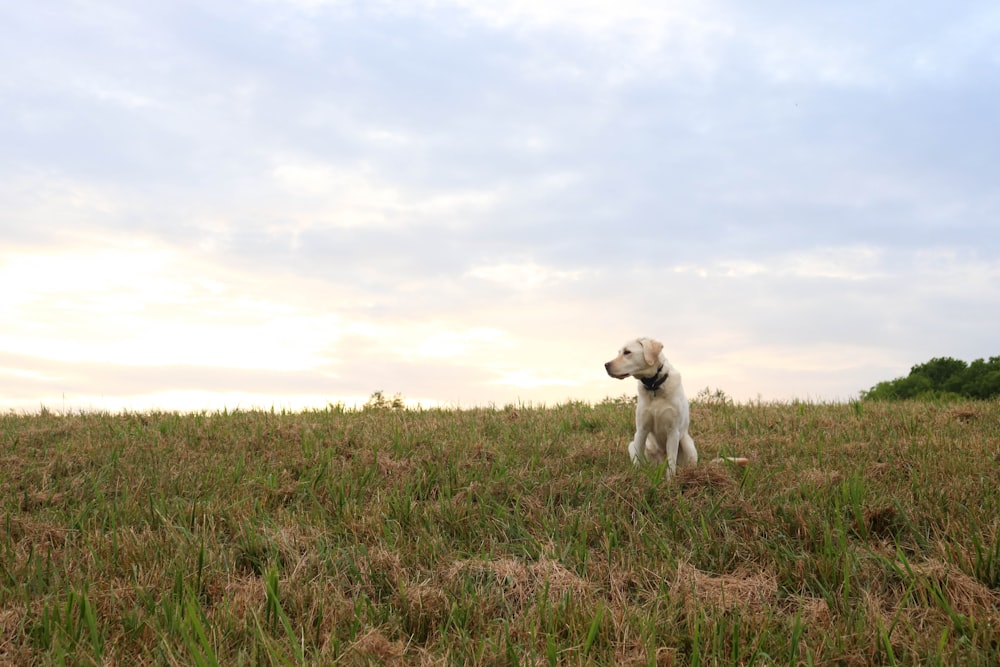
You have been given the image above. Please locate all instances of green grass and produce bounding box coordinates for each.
[2,397,999,665]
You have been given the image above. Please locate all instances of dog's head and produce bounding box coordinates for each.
[604,337,664,379]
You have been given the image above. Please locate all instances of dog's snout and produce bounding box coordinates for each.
[605,361,625,379]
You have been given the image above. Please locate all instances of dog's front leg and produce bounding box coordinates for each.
[663,430,682,475]
[627,426,650,464]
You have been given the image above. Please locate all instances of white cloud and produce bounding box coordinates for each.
[490,370,580,390]
[2,173,122,229]
[272,161,352,196]
[767,246,885,281]
[448,0,705,37]
[0,239,343,372]
[81,79,160,110]
[673,246,885,281]
[270,159,500,229]
[416,327,509,358]
[270,0,710,36]
[466,261,582,291]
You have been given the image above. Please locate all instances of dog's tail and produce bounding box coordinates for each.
[710,456,749,467]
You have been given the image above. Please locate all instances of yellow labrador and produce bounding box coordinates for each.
[605,337,748,472]
[605,337,697,471]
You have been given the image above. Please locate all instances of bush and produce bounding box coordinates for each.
[862,356,1000,400]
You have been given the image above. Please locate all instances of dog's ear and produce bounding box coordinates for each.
[640,338,663,366]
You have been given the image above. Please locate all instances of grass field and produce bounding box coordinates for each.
[2,396,999,665]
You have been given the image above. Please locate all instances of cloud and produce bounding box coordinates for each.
[466,261,583,291]
[0,238,344,371]
[490,370,580,390]
[416,328,510,359]
[270,158,501,230]
[673,246,886,281]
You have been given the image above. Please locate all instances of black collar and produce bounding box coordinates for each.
[639,365,668,394]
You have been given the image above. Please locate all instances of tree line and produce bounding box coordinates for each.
[862,356,1000,400]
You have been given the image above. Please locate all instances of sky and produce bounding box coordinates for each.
[2,1,999,412]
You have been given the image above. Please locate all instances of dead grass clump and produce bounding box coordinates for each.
[859,555,1000,657]
[867,461,892,480]
[602,472,636,490]
[615,645,678,667]
[568,443,613,468]
[222,574,266,623]
[908,558,1000,621]
[19,490,72,511]
[791,594,832,626]
[397,580,450,642]
[262,522,316,572]
[376,454,417,478]
[400,581,449,617]
[232,522,310,577]
[948,407,978,423]
[344,448,417,478]
[5,517,75,551]
[259,468,302,507]
[676,464,738,494]
[0,606,26,653]
[448,481,479,510]
[445,555,593,609]
[671,562,778,615]
[353,547,406,601]
[10,424,76,448]
[798,467,842,487]
[349,628,406,663]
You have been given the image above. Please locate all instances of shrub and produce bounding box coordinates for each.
[862,355,1000,400]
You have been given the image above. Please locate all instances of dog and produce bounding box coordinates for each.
[605,337,748,472]
[605,337,697,471]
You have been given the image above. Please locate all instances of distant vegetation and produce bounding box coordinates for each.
[862,356,1000,400]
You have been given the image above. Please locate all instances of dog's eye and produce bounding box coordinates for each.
[623,350,631,355]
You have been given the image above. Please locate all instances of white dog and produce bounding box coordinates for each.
[605,337,697,471]
[605,337,749,472]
